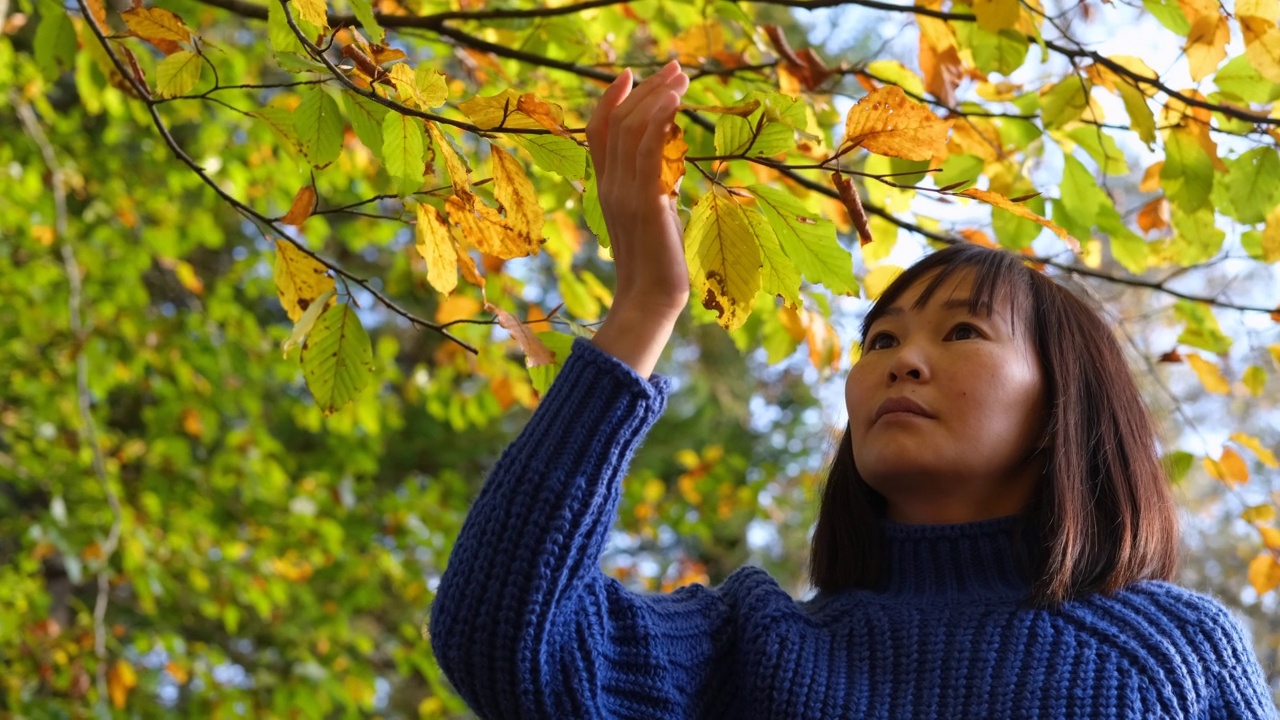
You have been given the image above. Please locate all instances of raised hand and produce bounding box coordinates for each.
[585,61,692,377]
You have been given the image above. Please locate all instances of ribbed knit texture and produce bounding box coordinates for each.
[430,338,1278,720]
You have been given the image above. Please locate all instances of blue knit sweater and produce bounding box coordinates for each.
[429,338,1277,719]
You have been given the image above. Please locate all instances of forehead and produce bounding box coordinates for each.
[863,264,1030,336]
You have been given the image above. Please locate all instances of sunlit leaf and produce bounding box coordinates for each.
[283,287,335,358]
[1247,552,1280,595]
[301,303,374,415]
[1203,447,1249,487]
[383,113,425,196]
[750,185,857,295]
[415,203,457,295]
[959,188,1078,252]
[291,0,329,30]
[840,86,951,162]
[296,86,344,168]
[1230,431,1278,468]
[273,240,335,322]
[154,50,203,98]
[1187,353,1230,394]
[684,187,763,331]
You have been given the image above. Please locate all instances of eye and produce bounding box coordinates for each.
[947,323,981,341]
[866,331,897,350]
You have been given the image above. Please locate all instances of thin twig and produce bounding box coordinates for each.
[14,95,122,708]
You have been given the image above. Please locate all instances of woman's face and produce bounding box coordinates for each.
[845,269,1049,524]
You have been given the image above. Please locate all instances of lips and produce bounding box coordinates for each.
[874,396,934,422]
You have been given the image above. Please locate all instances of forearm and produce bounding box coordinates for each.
[590,304,679,379]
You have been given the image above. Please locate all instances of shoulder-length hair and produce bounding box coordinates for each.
[808,242,1179,607]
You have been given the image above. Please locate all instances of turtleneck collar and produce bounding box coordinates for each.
[872,514,1033,604]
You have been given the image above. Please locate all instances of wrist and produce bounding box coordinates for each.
[590,305,680,378]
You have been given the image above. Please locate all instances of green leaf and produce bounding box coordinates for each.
[1143,0,1190,34]
[932,153,983,191]
[991,179,1046,251]
[1160,129,1214,212]
[749,185,857,295]
[955,8,1029,75]
[344,93,387,159]
[1041,78,1090,129]
[382,113,425,196]
[268,0,307,55]
[1066,126,1127,175]
[714,114,793,157]
[865,60,926,98]
[1053,153,1108,241]
[513,134,588,180]
[1096,204,1148,274]
[583,171,610,248]
[742,205,802,308]
[34,3,78,82]
[296,86,344,168]
[1170,206,1224,264]
[1223,147,1280,224]
[1243,365,1267,396]
[529,332,576,395]
[1115,83,1156,148]
[1162,450,1195,485]
[253,104,307,159]
[1214,54,1280,102]
[155,51,204,99]
[301,303,374,415]
[1174,300,1232,355]
[348,0,383,43]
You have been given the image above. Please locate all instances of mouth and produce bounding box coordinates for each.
[874,397,934,422]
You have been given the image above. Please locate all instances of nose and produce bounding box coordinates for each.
[886,344,928,384]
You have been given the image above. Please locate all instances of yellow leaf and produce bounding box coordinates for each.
[490,143,544,248]
[1241,16,1280,84]
[840,86,951,162]
[1262,206,1280,262]
[282,287,335,358]
[121,7,191,43]
[1184,11,1229,81]
[416,66,449,109]
[389,63,425,109]
[454,242,486,289]
[435,294,481,324]
[1270,343,1280,368]
[273,240,335,322]
[1230,432,1278,468]
[1261,526,1280,550]
[457,89,551,131]
[154,50,202,98]
[1187,353,1230,394]
[1242,504,1277,523]
[973,0,1021,32]
[1203,448,1249,487]
[671,21,725,64]
[107,659,138,709]
[484,301,555,367]
[415,203,457,295]
[291,0,328,29]
[684,187,763,331]
[180,407,203,438]
[270,553,314,582]
[426,122,471,200]
[1247,552,1280,595]
[864,264,904,300]
[957,188,1079,252]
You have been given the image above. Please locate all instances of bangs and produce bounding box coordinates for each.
[858,244,1035,343]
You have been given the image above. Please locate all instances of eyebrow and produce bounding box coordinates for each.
[877,297,984,319]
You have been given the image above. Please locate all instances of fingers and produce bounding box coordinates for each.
[585,68,632,182]
[634,90,681,187]
[608,61,684,186]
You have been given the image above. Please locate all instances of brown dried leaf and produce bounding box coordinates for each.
[282,185,317,226]
[484,301,555,367]
[516,94,575,139]
[831,171,873,247]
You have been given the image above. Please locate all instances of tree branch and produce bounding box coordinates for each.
[71,0,478,353]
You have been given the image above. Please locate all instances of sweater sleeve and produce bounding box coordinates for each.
[1202,601,1278,720]
[428,338,736,720]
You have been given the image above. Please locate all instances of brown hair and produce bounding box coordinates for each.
[808,243,1179,607]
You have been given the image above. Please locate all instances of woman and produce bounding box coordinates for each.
[428,61,1277,719]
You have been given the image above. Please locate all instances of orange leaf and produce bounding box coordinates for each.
[180,407,203,438]
[121,7,190,54]
[1203,448,1249,487]
[454,242,486,289]
[840,85,951,162]
[1138,162,1163,192]
[282,185,317,226]
[484,302,554,367]
[515,94,575,140]
[1136,197,1168,234]
[919,42,964,107]
[660,123,688,197]
[956,188,1079,252]
[1247,552,1280,595]
[958,228,998,247]
[107,660,138,709]
[84,0,108,29]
